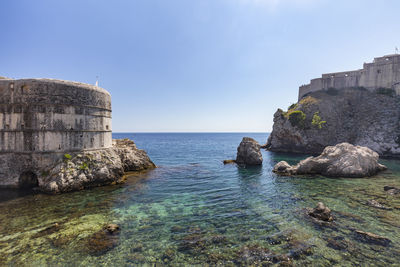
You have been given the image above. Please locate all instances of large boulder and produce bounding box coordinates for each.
[273,143,386,178]
[235,137,263,166]
[38,139,156,194]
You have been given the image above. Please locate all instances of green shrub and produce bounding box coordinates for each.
[79,162,89,170]
[287,103,298,111]
[376,88,395,97]
[64,153,72,160]
[311,112,326,129]
[288,110,306,129]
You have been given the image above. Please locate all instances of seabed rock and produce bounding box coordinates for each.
[307,202,333,222]
[354,230,391,246]
[85,225,121,256]
[273,143,386,178]
[367,200,390,210]
[384,186,400,195]
[105,223,120,234]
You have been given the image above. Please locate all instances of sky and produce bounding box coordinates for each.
[1,0,400,132]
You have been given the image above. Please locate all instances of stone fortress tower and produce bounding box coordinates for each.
[0,77,112,188]
[299,54,400,100]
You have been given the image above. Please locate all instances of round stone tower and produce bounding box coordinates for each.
[0,78,112,188]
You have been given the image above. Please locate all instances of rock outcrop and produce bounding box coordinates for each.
[38,139,155,194]
[266,88,400,158]
[235,137,263,166]
[273,143,386,178]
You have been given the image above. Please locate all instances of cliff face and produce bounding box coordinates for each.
[266,88,400,158]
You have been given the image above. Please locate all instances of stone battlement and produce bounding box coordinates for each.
[299,54,400,100]
[0,78,113,188]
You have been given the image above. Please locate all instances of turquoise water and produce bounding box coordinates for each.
[1,133,400,266]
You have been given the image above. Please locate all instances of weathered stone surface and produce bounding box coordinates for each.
[354,230,391,246]
[0,78,156,192]
[272,161,295,174]
[273,143,386,178]
[307,202,333,222]
[235,137,263,166]
[298,54,400,100]
[266,88,400,158]
[38,139,155,194]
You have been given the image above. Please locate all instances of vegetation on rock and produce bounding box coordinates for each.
[288,110,306,129]
[299,96,318,107]
[311,112,326,129]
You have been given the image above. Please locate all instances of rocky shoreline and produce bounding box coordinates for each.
[38,139,155,194]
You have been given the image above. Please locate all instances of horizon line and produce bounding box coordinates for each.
[112,131,270,134]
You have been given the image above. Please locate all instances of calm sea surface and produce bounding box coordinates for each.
[1,133,400,266]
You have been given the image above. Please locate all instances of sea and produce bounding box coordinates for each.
[1,133,400,266]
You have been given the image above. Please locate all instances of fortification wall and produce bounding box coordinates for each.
[0,79,112,152]
[298,55,400,100]
[0,78,113,188]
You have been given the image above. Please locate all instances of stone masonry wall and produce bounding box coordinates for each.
[0,78,113,188]
[299,54,400,100]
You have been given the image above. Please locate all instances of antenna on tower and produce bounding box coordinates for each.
[95,76,99,87]
[396,47,399,54]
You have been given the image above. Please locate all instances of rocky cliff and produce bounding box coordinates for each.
[266,88,400,158]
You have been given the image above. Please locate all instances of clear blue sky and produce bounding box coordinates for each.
[1,0,399,132]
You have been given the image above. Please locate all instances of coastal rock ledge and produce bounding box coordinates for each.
[273,143,386,178]
[39,139,155,194]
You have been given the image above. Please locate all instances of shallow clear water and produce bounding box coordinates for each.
[1,133,400,266]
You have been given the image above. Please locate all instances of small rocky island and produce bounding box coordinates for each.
[224,137,263,166]
[266,54,400,158]
[0,78,155,193]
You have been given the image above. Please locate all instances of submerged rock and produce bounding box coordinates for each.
[307,202,333,222]
[85,226,121,256]
[354,230,391,246]
[235,137,263,166]
[273,143,386,178]
[223,159,236,165]
[105,223,120,234]
[367,200,390,210]
[38,139,155,194]
[384,186,400,195]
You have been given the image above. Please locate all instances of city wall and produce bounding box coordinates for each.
[299,54,400,100]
